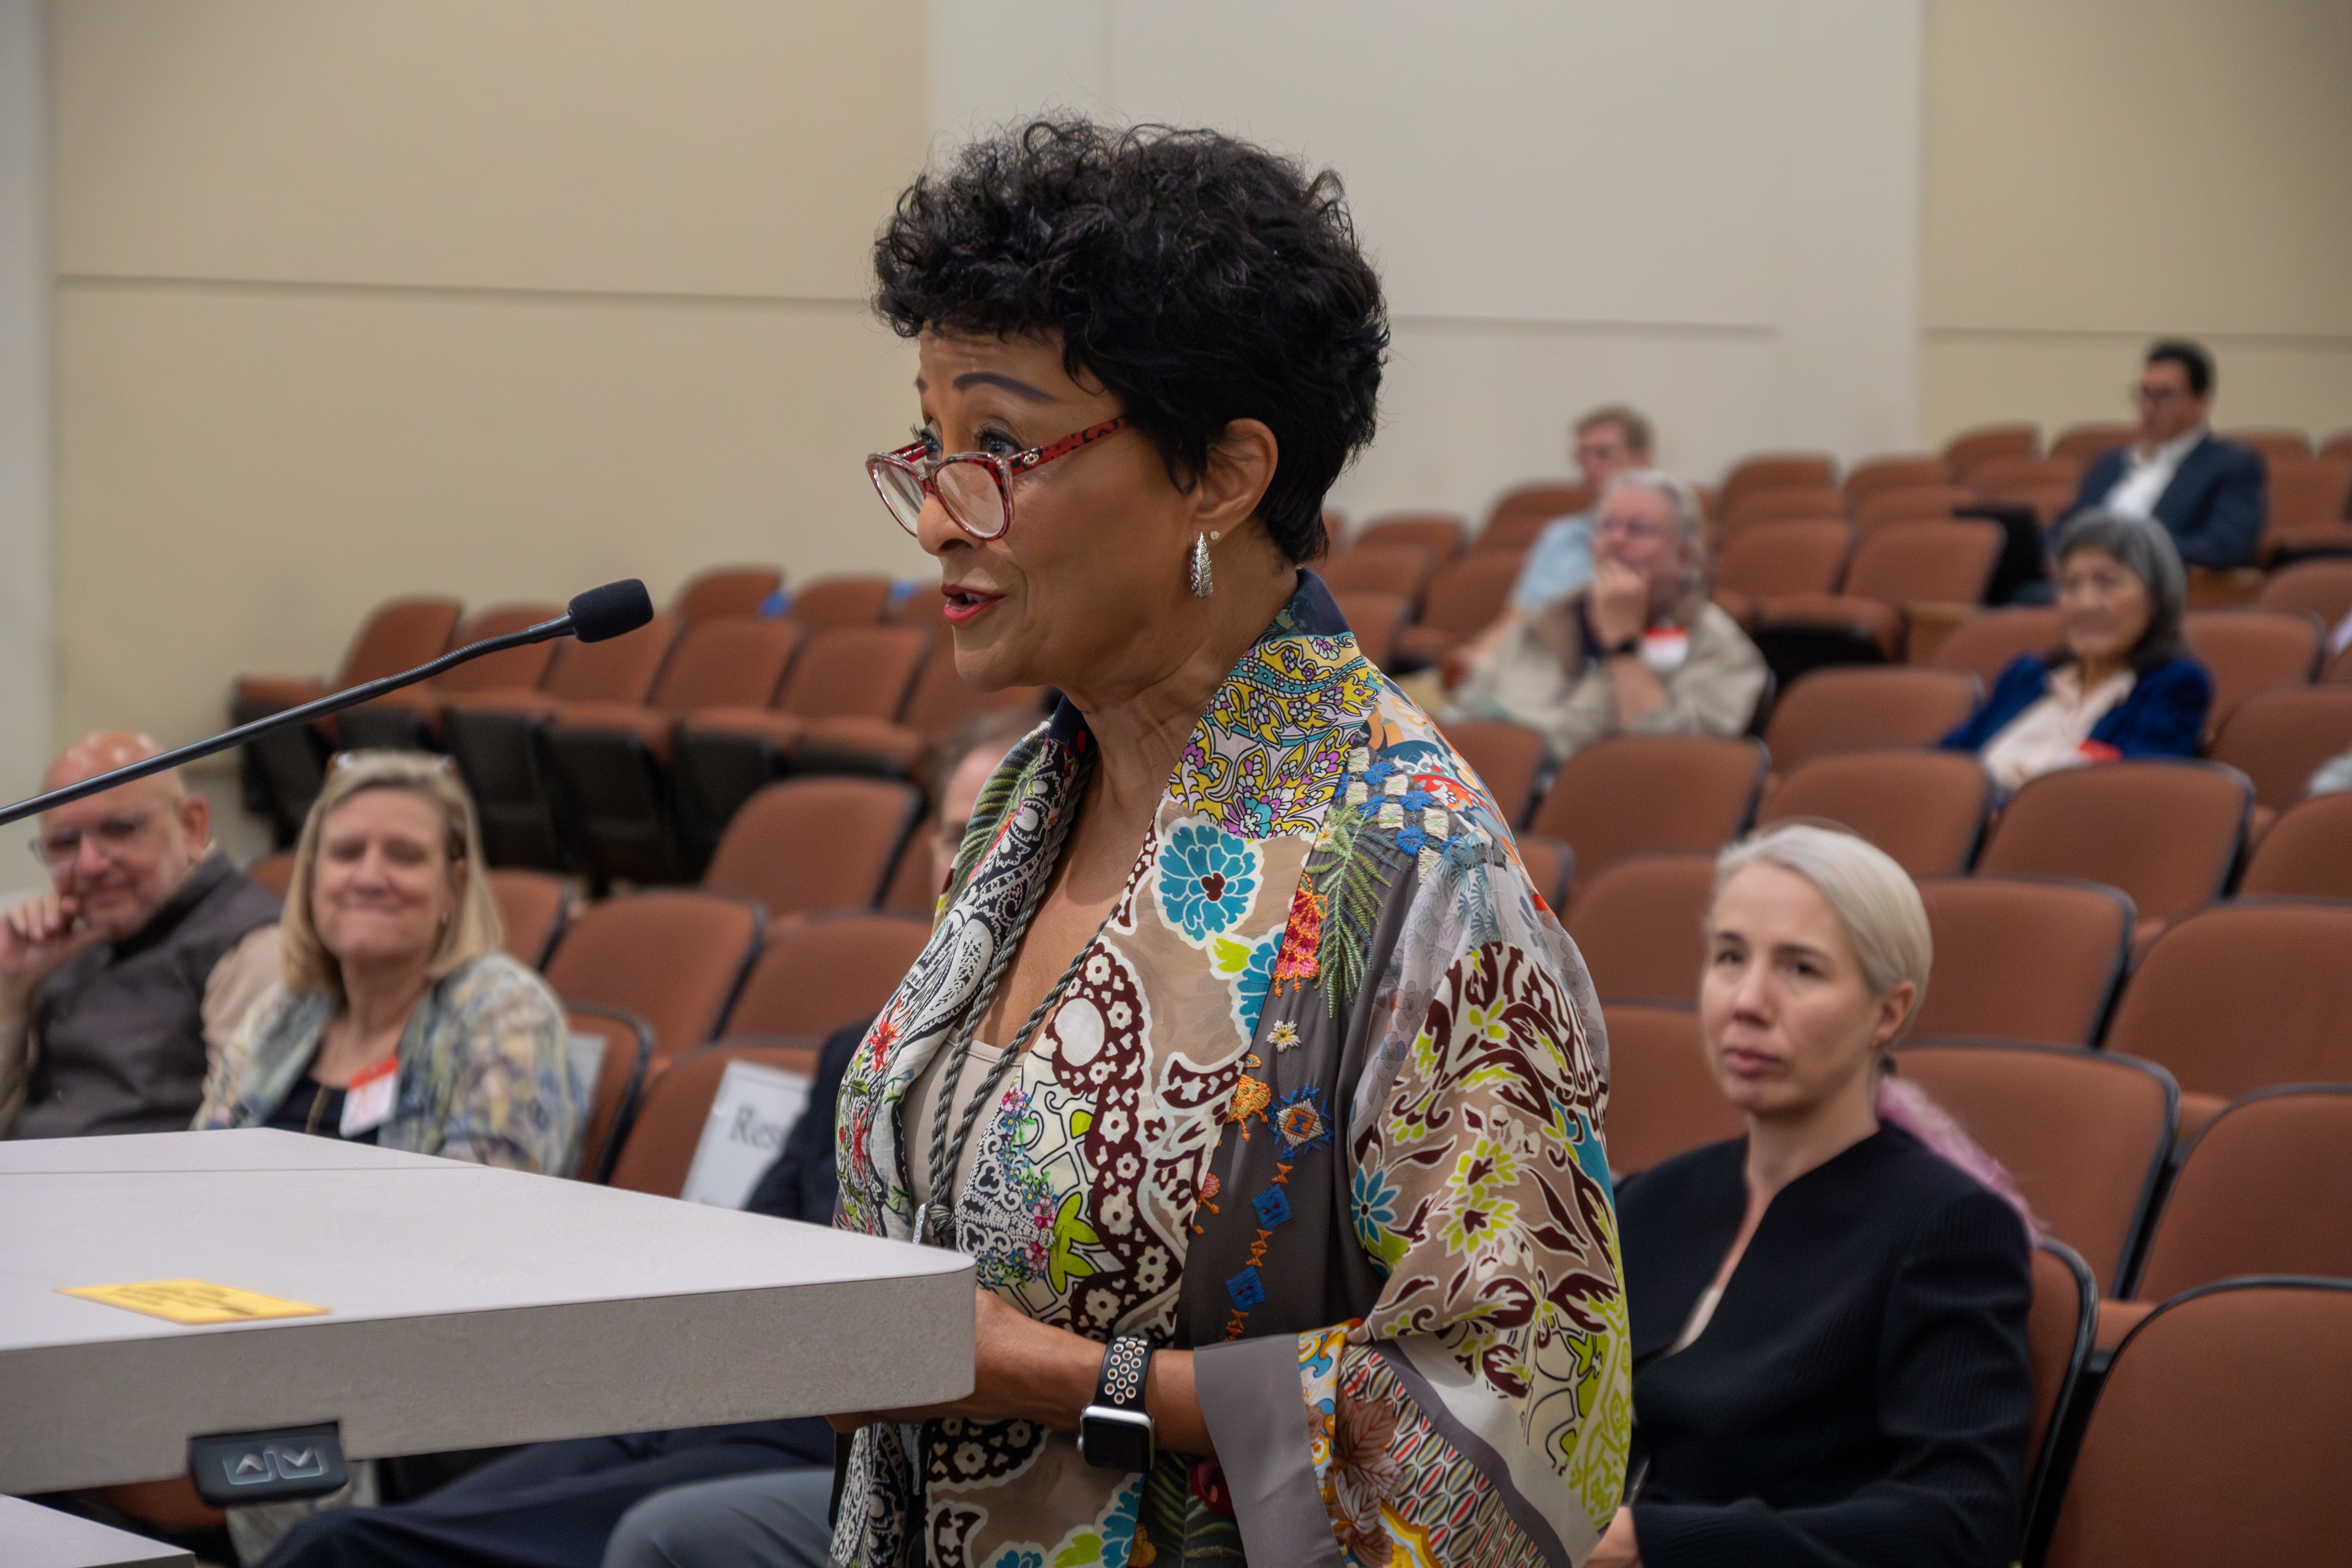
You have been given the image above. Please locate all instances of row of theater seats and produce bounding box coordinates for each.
[232,567,1045,886]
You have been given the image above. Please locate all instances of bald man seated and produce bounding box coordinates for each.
[0,732,282,1138]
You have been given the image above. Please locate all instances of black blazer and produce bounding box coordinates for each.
[2063,433,2265,568]
[1618,1126,2033,1568]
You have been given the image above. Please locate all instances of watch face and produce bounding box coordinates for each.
[1079,1408,1155,1474]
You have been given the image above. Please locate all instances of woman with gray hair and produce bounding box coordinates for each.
[1594,824,2035,1568]
[1450,469,1767,762]
[1941,509,2211,791]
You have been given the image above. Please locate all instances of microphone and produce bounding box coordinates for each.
[0,580,656,830]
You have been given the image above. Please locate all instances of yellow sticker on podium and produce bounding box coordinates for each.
[58,1279,327,1325]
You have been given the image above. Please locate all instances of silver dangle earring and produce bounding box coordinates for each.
[1190,531,1218,598]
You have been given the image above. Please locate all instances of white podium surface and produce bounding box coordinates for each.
[0,1130,973,1495]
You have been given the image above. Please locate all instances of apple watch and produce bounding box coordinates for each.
[1077,1335,1156,1472]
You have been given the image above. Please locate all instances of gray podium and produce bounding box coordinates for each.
[2,1130,974,1557]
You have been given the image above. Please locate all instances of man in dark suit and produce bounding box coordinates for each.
[2061,338,2265,568]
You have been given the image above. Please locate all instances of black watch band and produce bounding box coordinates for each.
[1078,1336,1156,1472]
[1607,634,1642,658]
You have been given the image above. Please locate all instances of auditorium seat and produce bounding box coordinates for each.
[668,624,932,860]
[1930,606,2062,690]
[701,777,925,918]
[1352,511,1466,558]
[2047,423,2136,469]
[2206,685,2352,833]
[2323,430,2352,470]
[1893,1040,2174,1293]
[1514,833,1573,911]
[2237,792,2352,899]
[442,611,680,871]
[1851,483,1974,532]
[1941,423,2040,484]
[670,565,783,621]
[2101,899,2352,1140]
[1391,551,1527,669]
[2181,607,2323,736]
[2040,1280,2352,1568]
[1329,590,1412,668]
[1712,521,1853,623]
[1564,853,1713,1002]
[1752,519,2003,674]
[245,850,296,902]
[1841,455,1949,515]
[1974,760,2248,949]
[337,601,566,752]
[488,867,571,968]
[778,573,895,632]
[1910,876,2132,1047]
[1717,485,1843,539]
[1970,455,2085,528]
[234,594,466,844]
[1437,717,1546,827]
[1718,453,1837,521]
[606,1041,823,1200]
[2261,458,2352,563]
[2024,1239,2098,1548]
[541,615,804,887]
[1597,1002,1742,1176]
[2220,426,2312,467]
[542,891,763,1067]
[720,912,930,1039]
[1755,750,1988,875]
[1759,665,1980,773]
[1316,541,1439,597]
[565,1000,655,1184]
[880,825,944,915]
[2258,557,2352,630]
[1528,735,1765,883]
[792,655,1044,785]
[1480,482,1591,551]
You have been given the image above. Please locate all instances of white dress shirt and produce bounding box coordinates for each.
[2101,426,2205,520]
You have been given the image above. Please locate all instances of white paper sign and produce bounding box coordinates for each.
[679,1060,814,1210]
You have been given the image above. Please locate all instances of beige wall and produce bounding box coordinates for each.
[52,0,932,764]
[1922,0,2352,444]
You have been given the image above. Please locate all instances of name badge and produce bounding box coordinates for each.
[339,1057,399,1138]
[1641,628,1690,672]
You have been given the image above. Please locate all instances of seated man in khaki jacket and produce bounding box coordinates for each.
[1450,470,1766,763]
[0,732,281,1137]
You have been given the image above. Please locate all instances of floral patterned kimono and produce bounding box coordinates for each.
[833,574,1628,1567]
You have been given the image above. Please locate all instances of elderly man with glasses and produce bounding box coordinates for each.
[2058,338,2265,569]
[0,731,281,1138]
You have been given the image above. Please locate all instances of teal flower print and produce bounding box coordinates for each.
[1155,819,1260,942]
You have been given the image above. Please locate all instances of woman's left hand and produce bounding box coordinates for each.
[827,1288,1094,1434]
[1587,1507,1642,1568]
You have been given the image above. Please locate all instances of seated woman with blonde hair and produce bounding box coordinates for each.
[196,750,576,1172]
[1592,824,2035,1568]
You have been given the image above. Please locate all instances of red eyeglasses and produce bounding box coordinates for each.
[866,416,1128,541]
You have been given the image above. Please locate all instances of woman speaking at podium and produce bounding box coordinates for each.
[769,119,1628,1568]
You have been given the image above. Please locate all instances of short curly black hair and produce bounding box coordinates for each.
[874,118,1388,564]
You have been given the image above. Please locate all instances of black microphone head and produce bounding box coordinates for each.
[568,579,655,643]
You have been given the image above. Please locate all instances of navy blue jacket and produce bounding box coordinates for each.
[1940,653,2212,759]
[2062,434,2265,568]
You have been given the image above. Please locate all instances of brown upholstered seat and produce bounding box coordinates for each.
[1318,541,1439,598]
[605,1041,823,1199]
[670,566,783,622]
[1436,718,1546,828]
[2102,900,2352,1140]
[245,850,296,902]
[1842,455,1951,514]
[338,601,566,751]
[2207,684,2352,825]
[1392,552,1529,669]
[1754,520,2004,664]
[488,868,571,969]
[1718,486,1844,540]
[541,891,763,1067]
[1852,483,1976,532]
[1975,760,2249,946]
[1513,833,1573,912]
[2220,427,2313,466]
[1597,1002,1742,1176]
[565,1000,654,1183]
[1760,666,1980,773]
[1756,750,1989,875]
[1910,875,2131,1047]
[2261,458,2352,562]
[1529,735,1766,883]
[2181,607,2323,736]
[2047,423,2135,469]
[780,574,895,633]
[1352,512,1466,558]
[722,912,931,1040]
[2024,1240,2097,1534]
[1718,453,1837,521]
[1328,589,1411,669]
[1942,423,2040,484]
[2130,1087,2352,1311]
[1715,521,1854,604]
[1564,853,1713,1003]
[1931,606,2062,690]
[1480,483,1592,552]
[1892,1040,2175,1293]
[2041,1280,2352,1568]
[2238,792,2352,899]
[701,777,925,918]
[1971,454,2086,528]
[2258,558,2352,630]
